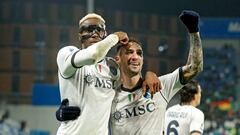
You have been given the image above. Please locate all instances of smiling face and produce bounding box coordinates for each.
[79,18,106,48]
[116,40,143,77]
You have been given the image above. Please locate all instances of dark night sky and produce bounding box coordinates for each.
[95,0,240,17]
[20,0,239,17]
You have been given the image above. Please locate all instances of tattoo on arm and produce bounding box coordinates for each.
[183,32,203,82]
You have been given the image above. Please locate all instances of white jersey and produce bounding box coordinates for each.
[164,104,204,135]
[110,68,184,135]
[56,34,120,135]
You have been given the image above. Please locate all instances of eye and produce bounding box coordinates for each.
[96,26,104,32]
[88,26,96,32]
[137,51,143,57]
[79,24,106,34]
[126,50,133,54]
[79,26,88,33]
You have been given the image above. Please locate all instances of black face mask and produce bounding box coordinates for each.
[79,24,106,43]
[79,24,106,33]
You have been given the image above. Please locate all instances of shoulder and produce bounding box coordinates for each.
[159,68,181,82]
[105,57,120,80]
[191,107,204,118]
[105,57,117,64]
[167,104,180,112]
[105,57,118,69]
[58,46,79,54]
[57,46,79,58]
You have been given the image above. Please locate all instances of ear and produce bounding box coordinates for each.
[115,56,120,64]
[78,33,82,42]
[104,31,107,37]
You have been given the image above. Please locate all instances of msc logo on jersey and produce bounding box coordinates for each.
[112,101,156,123]
[84,74,113,89]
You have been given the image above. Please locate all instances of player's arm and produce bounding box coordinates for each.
[73,32,128,67]
[57,32,128,78]
[179,10,203,84]
[142,71,162,98]
[190,110,204,135]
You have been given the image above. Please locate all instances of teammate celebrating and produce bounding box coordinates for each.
[164,80,204,135]
[109,10,203,135]
[56,10,203,135]
[56,13,160,135]
[110,38,184,135]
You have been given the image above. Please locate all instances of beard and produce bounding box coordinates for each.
[126,61,142,76]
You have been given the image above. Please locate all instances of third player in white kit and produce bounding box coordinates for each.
[164,80,204,135]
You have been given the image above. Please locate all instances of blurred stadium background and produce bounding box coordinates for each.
[0,0,239,134]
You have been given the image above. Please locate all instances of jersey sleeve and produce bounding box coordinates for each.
[73,34,119,67]
[190,109,204,134]
[57,46,79,78]
[57,34,119,78]
[159,68,184,102]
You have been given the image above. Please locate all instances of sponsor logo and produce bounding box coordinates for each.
[112,102,156,122]
[84,74,113,89]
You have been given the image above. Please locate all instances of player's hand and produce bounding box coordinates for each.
[56,98,81,122]
[179,10,200,33]
[142,71,162,98]
[114,31,129,45]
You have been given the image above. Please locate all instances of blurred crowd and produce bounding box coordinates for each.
[198,44,240,135]
[0,110,29,135]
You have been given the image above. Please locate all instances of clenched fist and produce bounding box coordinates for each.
[114,31,129,45]
[179,10,200,33]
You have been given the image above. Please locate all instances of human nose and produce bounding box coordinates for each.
[89,30,99,37]
[90,29,98,35]
[131,52,139,60]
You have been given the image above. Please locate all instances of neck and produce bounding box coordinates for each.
[181,100,198,107]
[121,73,141,90]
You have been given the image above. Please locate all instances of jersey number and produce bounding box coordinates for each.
[167,120,179,135]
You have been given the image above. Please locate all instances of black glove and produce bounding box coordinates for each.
[179,10,200,33]
[56,99,81,121]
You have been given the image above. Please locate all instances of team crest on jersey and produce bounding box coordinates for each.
[109,66,118,76]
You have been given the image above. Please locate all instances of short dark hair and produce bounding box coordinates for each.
[180,80,200,104]
[116,38,142,53]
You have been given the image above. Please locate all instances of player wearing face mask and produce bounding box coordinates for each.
[56,13,128,135]
[56,13,161,135]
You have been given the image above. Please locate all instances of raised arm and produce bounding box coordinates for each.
[179,10,203,83]
[57,32,128,78]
